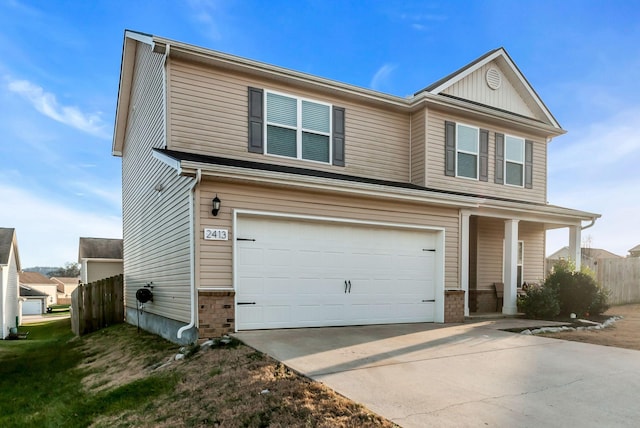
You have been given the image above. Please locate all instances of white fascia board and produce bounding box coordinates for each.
[152,150,182,174]
[428,50,504,95]
[82,258,124,263]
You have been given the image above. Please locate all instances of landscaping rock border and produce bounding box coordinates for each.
[520,316,623,335]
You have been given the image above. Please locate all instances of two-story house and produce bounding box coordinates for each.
[113,30,599,344]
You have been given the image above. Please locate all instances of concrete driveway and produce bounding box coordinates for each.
[235,319,640,427]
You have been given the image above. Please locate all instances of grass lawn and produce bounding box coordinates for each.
[0,319,394,427]
[0,319,178,427]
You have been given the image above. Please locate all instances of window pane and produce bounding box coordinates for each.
[458,152,477,178]
[302,132,329,162]
[267,125,297,157]
[505,136,524,162]
[302,101,330,133]
[458,125,478,153]
[267,93,297,127]
[506,162,523,186]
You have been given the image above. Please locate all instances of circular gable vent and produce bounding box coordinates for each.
[486,67,502,90]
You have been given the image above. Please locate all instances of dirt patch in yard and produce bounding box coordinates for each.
[541,303,640,351]
[82,326,396,427]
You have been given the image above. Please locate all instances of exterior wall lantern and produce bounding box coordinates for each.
[212,194,221,216]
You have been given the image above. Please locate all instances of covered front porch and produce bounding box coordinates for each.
[459,205,599,317]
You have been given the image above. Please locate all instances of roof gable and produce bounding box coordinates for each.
[19,271,55,285]
[78,237,123,261]
[420,48,560,129]
[0,227,20,270]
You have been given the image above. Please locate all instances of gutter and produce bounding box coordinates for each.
[581,217,598,230]
[177,168,202,340]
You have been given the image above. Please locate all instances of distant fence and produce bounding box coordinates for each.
[71,274,124,336]
[597,258,640,305]
[58,297,72,306]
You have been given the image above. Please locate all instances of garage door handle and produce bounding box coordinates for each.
[344,280,348,293]
[348,280,352,293]
[237,302,256,305]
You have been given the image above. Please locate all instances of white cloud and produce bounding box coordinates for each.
[5,77,110,139]
[370,63,397,92]
[187,0,223,41]
[0,184,121,266]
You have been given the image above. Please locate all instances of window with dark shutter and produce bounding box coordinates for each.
[332,107,345,166]
[525,140,534,189]
[248,87,264,153]
[479,129,489,182]
[444,121,456,176]
[495,133,504,185]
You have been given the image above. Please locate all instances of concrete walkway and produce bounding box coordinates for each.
[235,320,640,427]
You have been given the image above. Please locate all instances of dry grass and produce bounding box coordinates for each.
[82,325,396,427]
[542,303,640,350]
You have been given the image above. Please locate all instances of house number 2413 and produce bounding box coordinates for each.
[204,228,228,241]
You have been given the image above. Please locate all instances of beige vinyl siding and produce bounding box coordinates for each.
[426,108,547,204]
[476,217,504,291]
[196,180,459,291]
[410,109,426,186]
[121,43,193,323]
[85,261,123,284]
[168,60,411,183]
[519,222,545,284]
[442,61,537,120]
[475,217,545,291]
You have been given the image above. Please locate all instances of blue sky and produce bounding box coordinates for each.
[1,0,639,266]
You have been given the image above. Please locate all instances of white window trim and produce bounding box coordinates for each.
[502,239,525,288]
[264,90,333,164]
[455,123,480,180]
[504,134,525,187]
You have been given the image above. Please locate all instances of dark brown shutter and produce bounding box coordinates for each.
[525,140,534,189]
[445,121,456,176]
[332,106,345,166]
[495,133,504,184]
[479,129,489,182]
[248,87,264,153]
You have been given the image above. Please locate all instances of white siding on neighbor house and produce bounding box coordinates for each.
[167,60,411,183]
[121,43,193,323]
[425,108,547,204]
[475,217,546,291]
[2,246,19,335]
[442,60,539,120]
[196,180,460,292]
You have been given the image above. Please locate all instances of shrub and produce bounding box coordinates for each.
[518,284,560,319]
[544,261,609,317]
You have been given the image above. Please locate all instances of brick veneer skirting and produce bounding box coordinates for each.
[198,290,236,339]
[469,289,498,313]
[444,290,465,323]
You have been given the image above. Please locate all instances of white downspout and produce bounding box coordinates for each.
[177,169,202,340]
[582,218,597,230]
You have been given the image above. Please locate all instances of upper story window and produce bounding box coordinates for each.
[445,121,488,181]
[266,92,331,163]
[248,87,346,167]
[456,124,479,179]
[505,135,524,186]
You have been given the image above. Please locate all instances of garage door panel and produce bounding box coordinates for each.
[236,216,438,330]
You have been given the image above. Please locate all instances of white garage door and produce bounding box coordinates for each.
[22,299,42,315]
[236,216,438,330]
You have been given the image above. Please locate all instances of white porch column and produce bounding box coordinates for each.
[460,211,470,317]
[503,219,520,315]
[569,225,582,271]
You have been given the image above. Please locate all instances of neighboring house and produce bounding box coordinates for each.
[19,271,57,306]
[546,246,622,275]
[51,277,80,300]
[78,237,123,284]
[0,228,21,338]
[20,285,47,315]
[628,244,640,258]
[112,31,600,344]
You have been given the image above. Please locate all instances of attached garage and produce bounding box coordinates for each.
[235,213,444,330]
[22,299,44,315]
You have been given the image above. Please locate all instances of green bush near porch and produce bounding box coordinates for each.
[519,260,610,319]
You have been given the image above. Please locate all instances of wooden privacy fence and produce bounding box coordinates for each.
[71,274,124,336]
[597,258,640,305]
